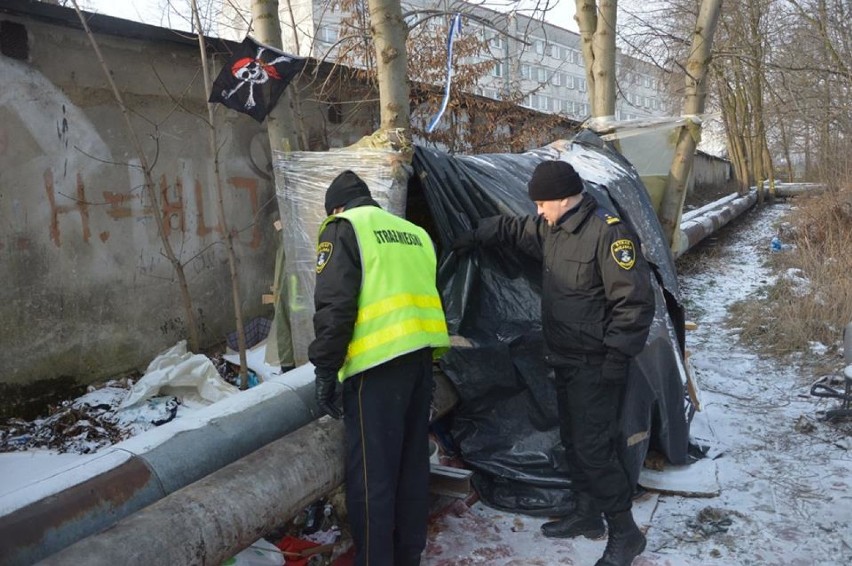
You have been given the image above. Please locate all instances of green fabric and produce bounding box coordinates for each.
[264,238,295,367]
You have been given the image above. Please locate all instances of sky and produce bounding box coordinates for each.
[86,0,166,26]
[85,0,579,34]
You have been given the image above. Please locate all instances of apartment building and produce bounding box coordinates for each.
[219,0,668,124]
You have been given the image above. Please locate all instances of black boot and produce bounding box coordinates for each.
[595,510,646,566]
[541,495,605,539]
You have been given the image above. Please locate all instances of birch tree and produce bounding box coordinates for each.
[190,0,251,387]
[249,0,298,370]
[658,0,722,247]
[367,0,412,147]
[575,0,617,118]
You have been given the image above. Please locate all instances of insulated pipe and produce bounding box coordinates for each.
[35,371,460,566]
[770,182,826,199]
[0,367,317,566]
[37,417,346,566]
[674,190,758,258]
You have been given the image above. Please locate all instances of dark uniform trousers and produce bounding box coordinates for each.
[553,357,633,515]
[342,348,433,566]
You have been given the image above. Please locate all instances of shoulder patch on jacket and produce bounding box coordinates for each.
[611,239,636,270]
[595,207,621,225]
[316,241,333,273]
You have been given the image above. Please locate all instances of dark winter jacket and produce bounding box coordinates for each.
[474,193,655,364]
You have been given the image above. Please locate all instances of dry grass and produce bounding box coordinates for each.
[728,185,852,372]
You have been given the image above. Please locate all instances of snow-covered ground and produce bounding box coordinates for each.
[423,203,852,565]
[3,203,850,565]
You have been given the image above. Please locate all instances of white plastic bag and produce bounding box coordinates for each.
[222,538,283,566]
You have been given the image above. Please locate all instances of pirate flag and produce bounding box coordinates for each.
[209,36,306,123]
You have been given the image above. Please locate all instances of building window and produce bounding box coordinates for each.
[565,75,576,89]
[1,20,28,60]
[492,62,505,77]
[327,103,343,124]
[521,64,531,80]
[489,34,504,50]
[577,77,587,92]
[536,67,547,82]
[317,25,338,44]
[534,39,545,55]
[551,73,561,86]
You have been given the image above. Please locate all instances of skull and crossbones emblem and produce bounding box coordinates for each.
[221,46,295,109]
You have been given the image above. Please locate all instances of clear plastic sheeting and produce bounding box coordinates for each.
[272,149,408,364]
[411,129,691,515]
[591,115,709,212]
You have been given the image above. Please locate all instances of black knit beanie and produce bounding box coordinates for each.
[325,170,371,215]
[527,160,584,201]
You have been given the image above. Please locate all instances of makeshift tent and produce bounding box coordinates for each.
[273,129,692,516]
[409,129,691,515]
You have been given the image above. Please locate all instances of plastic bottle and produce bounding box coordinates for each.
[770,236,782,252]
[247,370,259,388]
[319,502,335,531]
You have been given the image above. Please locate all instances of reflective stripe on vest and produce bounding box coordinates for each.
[321,207,450,381]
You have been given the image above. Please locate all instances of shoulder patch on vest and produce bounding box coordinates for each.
[595,207,621,225]
[316,241,333,273]
[611,239,636,270]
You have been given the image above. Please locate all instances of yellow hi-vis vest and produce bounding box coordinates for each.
[320,206,450,381]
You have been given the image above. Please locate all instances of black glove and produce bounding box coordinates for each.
[601,350,631,384]
[452,230,478,255]
[315,368,343,419]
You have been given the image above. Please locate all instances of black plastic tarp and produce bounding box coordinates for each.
[411,130,691,515]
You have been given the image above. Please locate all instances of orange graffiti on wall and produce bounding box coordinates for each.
[43,168,265,249]
[44,169,90,247]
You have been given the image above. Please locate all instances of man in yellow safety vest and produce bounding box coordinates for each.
[309,170,450,566]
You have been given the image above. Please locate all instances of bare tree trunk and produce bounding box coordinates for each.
[777,114,795,182]
[70,0,201,352]
[252,0,299,369]
[575,0,617,118]
[716,77,749,193]
[367,0,411,141]
[252,0,303,152]
[189,0,249,389]
[762,144,775,203]
[745,1,768,206]
[659,0,722,250]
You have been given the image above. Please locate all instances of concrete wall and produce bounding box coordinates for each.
[0,4,371,391]
[693,151,732,190]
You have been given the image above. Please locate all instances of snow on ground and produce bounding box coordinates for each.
[3,202,851,565]
[423,203,852,565]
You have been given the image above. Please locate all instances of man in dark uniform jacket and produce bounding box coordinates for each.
[309,170,449,566]
[453,160,654,566]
